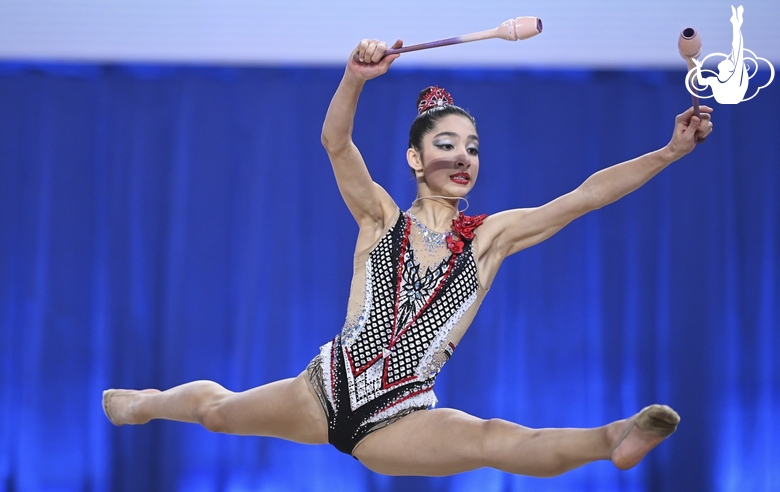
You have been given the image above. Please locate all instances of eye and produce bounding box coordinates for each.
[468,147,479,155]
[435,143,455,150]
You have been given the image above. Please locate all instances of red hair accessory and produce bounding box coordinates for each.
[417,86,454,114]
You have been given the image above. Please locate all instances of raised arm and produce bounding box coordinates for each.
[477,106,714,270]
[321,39,403,229]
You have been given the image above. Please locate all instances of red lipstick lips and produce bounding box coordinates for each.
[450,172,470,184]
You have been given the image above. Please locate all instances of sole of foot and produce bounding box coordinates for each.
[610,404,680,470]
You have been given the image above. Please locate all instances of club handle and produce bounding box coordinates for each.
[691,94,705,143]
[683,56,706,144]
[351,38,464,62]
[386,37,462,55]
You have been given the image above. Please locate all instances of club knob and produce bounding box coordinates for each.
[515,16,543,40]
[678,27,702,59]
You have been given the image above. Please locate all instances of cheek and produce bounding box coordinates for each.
[423,157,454,176]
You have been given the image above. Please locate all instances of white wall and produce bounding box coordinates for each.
[0,0,777,67]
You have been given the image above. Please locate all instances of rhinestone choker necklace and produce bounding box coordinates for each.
[407,213,452,251]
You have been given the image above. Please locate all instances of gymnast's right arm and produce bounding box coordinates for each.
[321,39,403,228]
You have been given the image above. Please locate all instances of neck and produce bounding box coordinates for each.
[408,195,467,231]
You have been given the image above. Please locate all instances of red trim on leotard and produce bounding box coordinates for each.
[390,217,412,340]
[344,213,462,390]
[345,343,384,378]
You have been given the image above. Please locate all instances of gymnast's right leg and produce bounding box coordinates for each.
[102,372,328,445]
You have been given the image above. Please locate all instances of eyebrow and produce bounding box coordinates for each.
[433,131,479,141]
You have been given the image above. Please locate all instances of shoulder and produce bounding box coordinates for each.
[471,210,531,258]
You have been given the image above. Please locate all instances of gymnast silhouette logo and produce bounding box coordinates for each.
[685,5,774,104]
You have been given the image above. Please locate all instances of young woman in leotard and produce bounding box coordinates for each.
[103,39,713,477]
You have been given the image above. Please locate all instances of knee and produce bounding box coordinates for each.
[199,403,229,433]
[193,381,231,433]
[481,417,524,441]
[479,418,519,463]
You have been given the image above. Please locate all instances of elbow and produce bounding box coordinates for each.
[577,184,604,212]
[320,129,335,150]
[320,131,348,155]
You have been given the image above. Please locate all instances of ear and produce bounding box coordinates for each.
[407,147,424,176]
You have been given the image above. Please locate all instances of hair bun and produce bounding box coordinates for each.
[416,86,454,114]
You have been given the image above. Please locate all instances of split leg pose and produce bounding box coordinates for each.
[104,38,712,478]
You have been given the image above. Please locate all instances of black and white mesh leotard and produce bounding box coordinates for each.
[307,209,488,455]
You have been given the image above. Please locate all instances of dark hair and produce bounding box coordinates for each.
[408,88,477,151]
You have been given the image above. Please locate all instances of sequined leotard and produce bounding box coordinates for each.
[307,209,488,455]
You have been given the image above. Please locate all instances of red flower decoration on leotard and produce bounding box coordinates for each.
[445,235,465,254]
[446,212,488,253]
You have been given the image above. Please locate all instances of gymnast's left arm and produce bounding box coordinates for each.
[476,105,714,265]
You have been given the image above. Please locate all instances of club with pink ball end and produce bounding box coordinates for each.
[679,27,706,143]
[352,17,542,63]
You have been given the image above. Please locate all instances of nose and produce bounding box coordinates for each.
[455,148,472,167]
[455,159,472,170]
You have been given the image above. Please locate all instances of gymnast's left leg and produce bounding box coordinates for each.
[353,405,679,477]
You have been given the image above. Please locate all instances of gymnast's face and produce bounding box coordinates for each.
[407,114,480,197]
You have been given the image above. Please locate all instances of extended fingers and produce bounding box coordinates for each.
[699,105,713,114]
[675,105,713,123]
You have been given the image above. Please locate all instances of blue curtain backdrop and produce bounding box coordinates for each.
[0,64,778,491]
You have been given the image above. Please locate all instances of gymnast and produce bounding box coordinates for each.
[103,39,713,477]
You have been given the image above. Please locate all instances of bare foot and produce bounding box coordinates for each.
[609,404,680,470]
[102,389,160,426]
